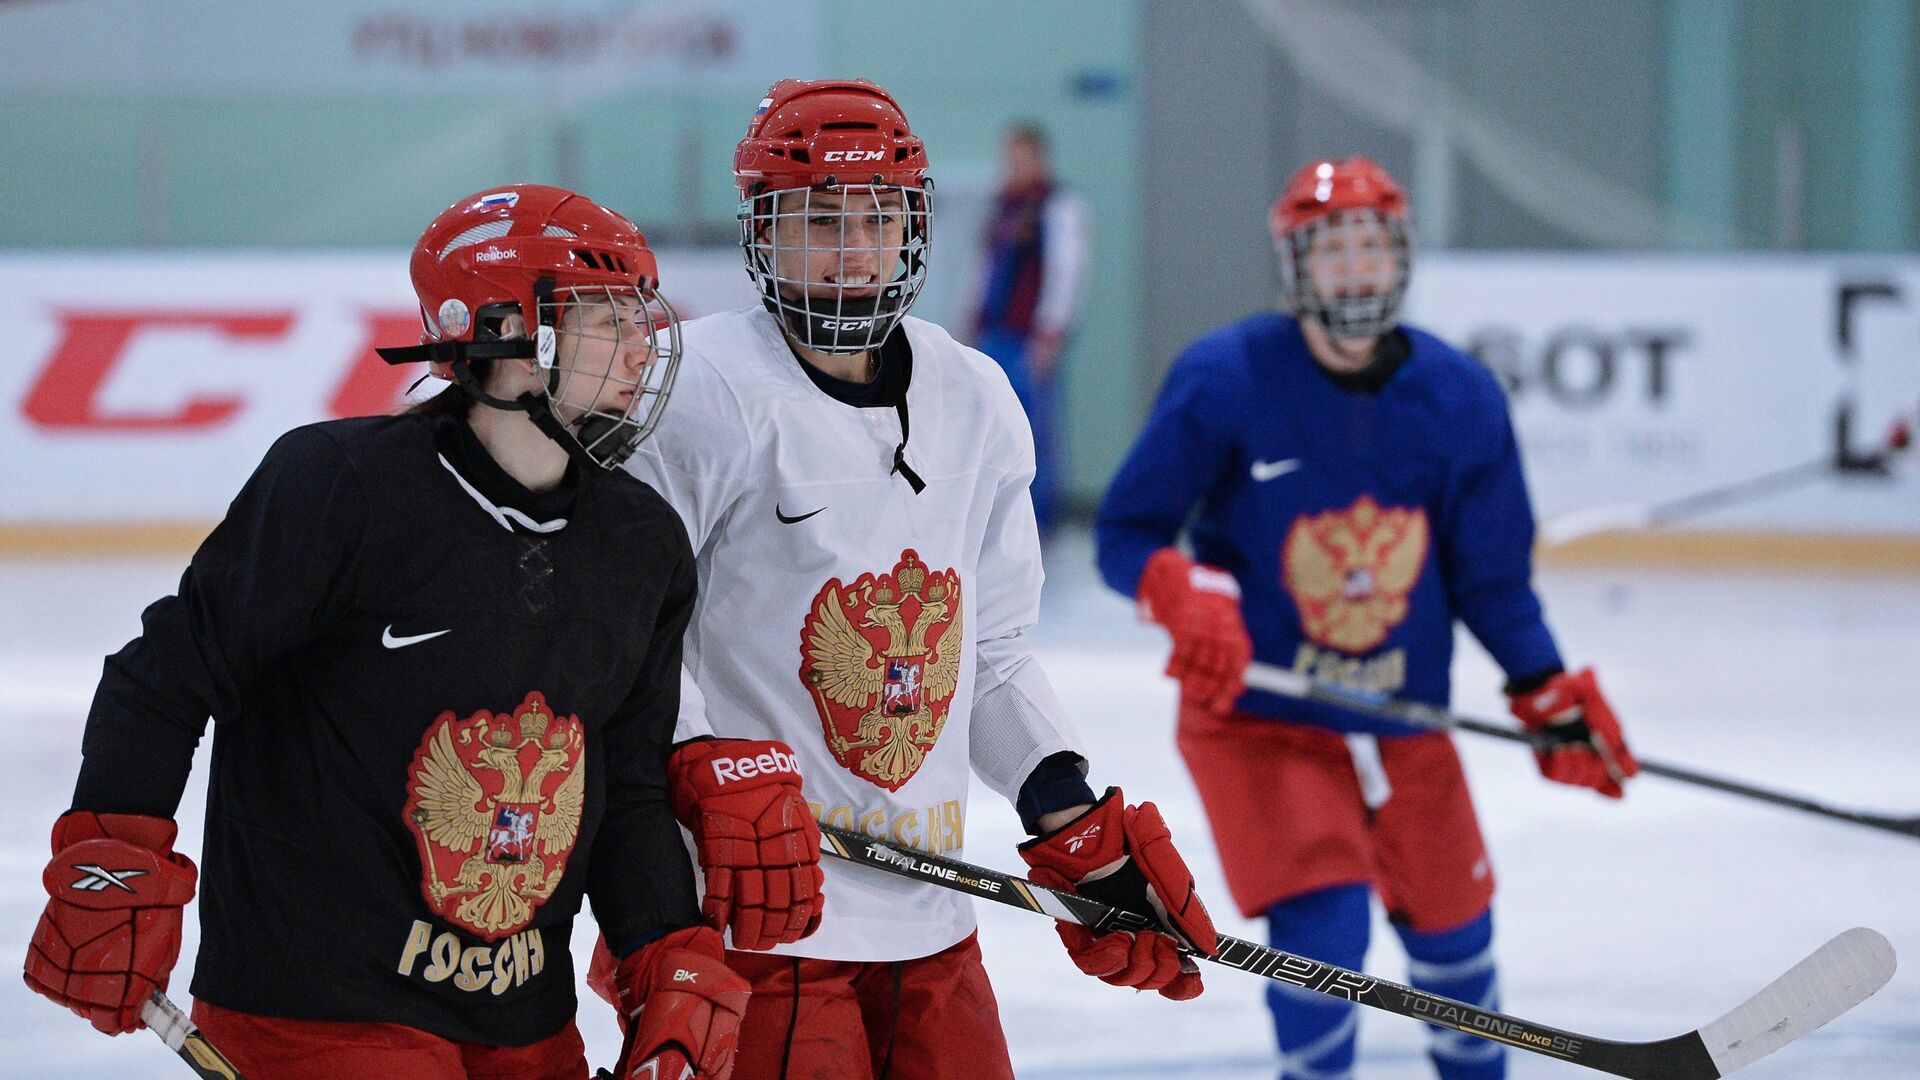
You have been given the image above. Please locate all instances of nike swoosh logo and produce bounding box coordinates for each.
[776,504,826,525]
[1250,458,1303,482]
[382,626,451,649]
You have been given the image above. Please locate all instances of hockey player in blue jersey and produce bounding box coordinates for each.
[1095,156,1639,1080]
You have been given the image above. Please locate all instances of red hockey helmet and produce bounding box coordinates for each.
[1269,157,1413,339]
[735,79,933,354]
[379,185,682,469]
[404,185,660,358]
[735,78,929,195]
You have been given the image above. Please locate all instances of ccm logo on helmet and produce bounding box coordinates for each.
[819,318,876,331]
[822,150,887,162]
[711,747,799,784]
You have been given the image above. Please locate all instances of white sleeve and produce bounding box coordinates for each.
[967,383,1085,800]
[624,394,748,556]
[1034,190,1090,338]
[623,356,751,744]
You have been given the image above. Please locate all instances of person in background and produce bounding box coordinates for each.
[1095,156,1638,1080]
[969,122,1090,537]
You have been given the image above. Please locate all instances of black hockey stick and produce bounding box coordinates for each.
[142,990,245,1079]
[819,824,1894,1078]
[1243,662,1920,841]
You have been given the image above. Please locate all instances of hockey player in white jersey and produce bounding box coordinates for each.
[596,78,1220,1080]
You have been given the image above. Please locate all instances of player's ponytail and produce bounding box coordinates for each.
[402,355,493,418]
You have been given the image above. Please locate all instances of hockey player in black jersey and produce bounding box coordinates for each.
[23,185,751,1080]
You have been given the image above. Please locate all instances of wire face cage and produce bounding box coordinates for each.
[1278,208,1412,340]
[536,282,682,468]
[740,182,933,355]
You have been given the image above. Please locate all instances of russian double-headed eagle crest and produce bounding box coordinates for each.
[799,550,963,791]
[1282,495,1429,653]
[402,690,585,940]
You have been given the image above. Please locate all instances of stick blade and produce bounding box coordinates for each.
[1696,927,1896,1076]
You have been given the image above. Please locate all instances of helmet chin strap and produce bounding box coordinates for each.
[438,279,616,471]
[757,277,900,355]
[447,353,612,472]
[524,398,617,471]
[1314,316,1379,365]
[793,294,893,354]
[383,279,646,471]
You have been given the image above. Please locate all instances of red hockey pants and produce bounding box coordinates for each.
[190,1000,588,1079]
[1176,702,1495,931]
[725,931,1014,1080]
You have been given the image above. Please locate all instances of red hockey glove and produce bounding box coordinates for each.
[1018,788,1219,1000]
[1137,547,1252,714]
[605,926,751,1080]
[1508,668,1639,799]
[669,738,824,951]
[23,812,197,1034]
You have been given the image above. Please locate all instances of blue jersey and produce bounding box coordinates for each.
[1096,313,1561,735]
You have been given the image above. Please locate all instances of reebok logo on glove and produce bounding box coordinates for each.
[709,746,799,785]
[1064,824,1102,854]
[68,864,149,892]
[668,737,825,951]
[1188,566,1242,598]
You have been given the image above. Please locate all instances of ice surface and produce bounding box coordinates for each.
[2,530,1915,1078]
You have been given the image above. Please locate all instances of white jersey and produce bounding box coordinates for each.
[626,306,1084,962]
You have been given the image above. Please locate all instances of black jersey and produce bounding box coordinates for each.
[70,412,699,1046]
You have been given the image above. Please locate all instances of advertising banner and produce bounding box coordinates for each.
[1,250,756,523]
[2,251,1915,533]
[1406,254,1919,534]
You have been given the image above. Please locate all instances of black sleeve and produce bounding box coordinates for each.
[71,425,368,817]
[1015,751,1098,835]
[587,539,703,956]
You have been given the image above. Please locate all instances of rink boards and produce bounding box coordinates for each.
[2,250,1917,560]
